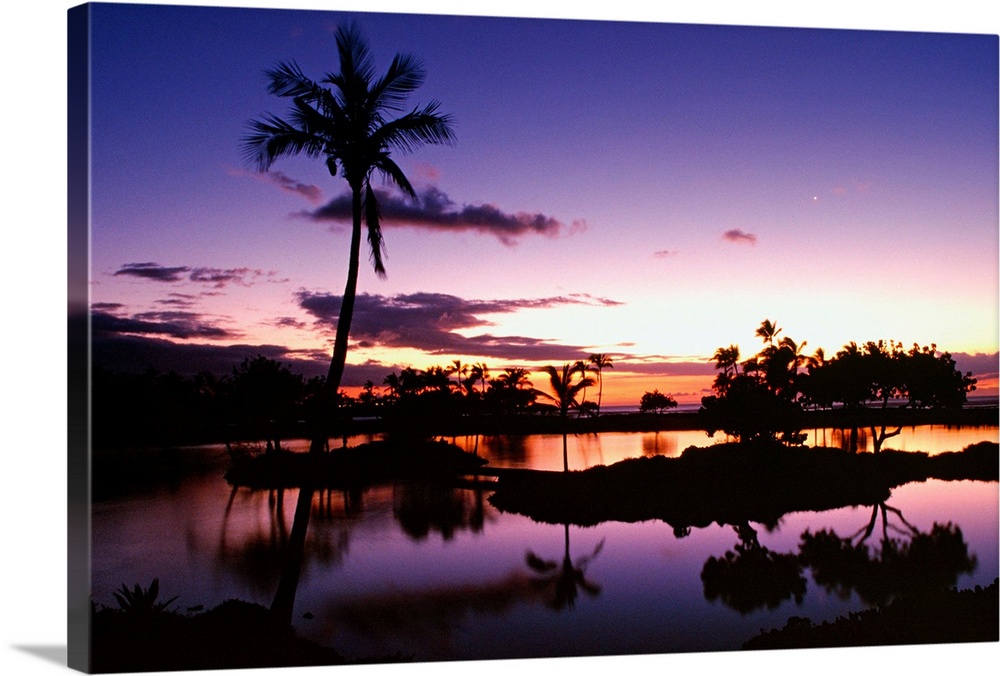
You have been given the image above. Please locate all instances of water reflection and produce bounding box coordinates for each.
[89,425,997,662]
[216,486,356,612]
[525,524,604,610]
[800,502,978,606]
[701,522,807,614]
[700,500,979,616]
[394,480,491,540]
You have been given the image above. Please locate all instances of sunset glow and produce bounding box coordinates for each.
[84,3,998,409]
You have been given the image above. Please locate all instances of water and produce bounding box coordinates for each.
[90,425,999,662]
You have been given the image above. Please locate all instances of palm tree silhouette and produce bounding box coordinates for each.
[572,359,595,416]
[535,363,595,471]
[525,524,604,610]
[470,362,490,395]
[243,23,455,452]
[588,353,614,417]
[711,344,741,394]
[755,318,782,352]
[450,359,468,395]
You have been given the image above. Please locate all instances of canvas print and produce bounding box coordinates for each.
[67,2,999,673]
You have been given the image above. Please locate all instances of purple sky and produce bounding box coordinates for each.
[75,1,1000,403]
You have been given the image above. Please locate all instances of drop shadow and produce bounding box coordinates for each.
[11,644,67,666]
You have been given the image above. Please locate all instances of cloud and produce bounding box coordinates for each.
[950,352,999,380]
[612,356,716,377]
[270,316,309,330]
[295,290,618,361]
[90,332,325,379]
[92,308,239,341]
[722,229,757,245]
[653,250,678,258]
[88,328,404,386]
[229,166,323,204]
[113,263,282,288]
[411,161,441,183]
[265,170,323,204]
[114,262,190,282]
[831,180,872,196]
[307,186,579,245]
[155,293,198,308]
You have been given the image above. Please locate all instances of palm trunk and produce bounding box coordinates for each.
[311,185,363,453]
[270,485,314,625]
[561,408,569,472]
[596,370,603,417]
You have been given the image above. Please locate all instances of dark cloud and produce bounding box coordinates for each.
[113,263,281,288]
[91,332,323,379]
[722,229,757,245]
[92,309,238,341]
[296,291,615,362]
[114,262,190,282]
[307,186,580,245]
[89,330,401,386]
[950,352,999,380]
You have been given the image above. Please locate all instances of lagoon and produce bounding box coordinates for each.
[91,424,999,662]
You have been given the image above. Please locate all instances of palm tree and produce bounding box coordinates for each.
[534,363,595,471]
[572,359,595,416]
[711,344,741,394]
[450,359,468,395]
[588,353,614,417]
[243,23,455,452]
[470,362,490,395]
[755,319,782,352]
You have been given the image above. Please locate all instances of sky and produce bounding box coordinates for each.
[78,1,999,406]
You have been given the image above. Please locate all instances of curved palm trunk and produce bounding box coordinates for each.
[310,186,363,453]
[270,485,314,625]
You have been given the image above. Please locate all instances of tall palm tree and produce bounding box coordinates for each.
[243,23,455,452]
[588,353,614,416]
[534,363,595,471]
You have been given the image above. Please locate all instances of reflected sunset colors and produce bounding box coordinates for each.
[90,424,998,661]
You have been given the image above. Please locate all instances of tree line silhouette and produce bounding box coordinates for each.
[93,354,624,449]
[699,319,978,449]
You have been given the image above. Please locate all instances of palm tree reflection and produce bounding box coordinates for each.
[525,524,604,610]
